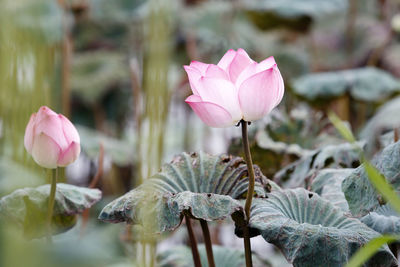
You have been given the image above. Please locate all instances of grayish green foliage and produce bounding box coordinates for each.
[0,157,43,197]
[90,0,145,23]
[292,67,400,102]
[5,0,63,44]
[342,141,400,217]
[311,168,354,212]
[361,97,400,150]
[77,126,134,166]
[248,188,396,267]
[71,51,130,104]
[157,245,270,267]
[0,183,102,238]
[243,0,347,31]
[361,205,400,235]
[275,142,361,188]
[99,152,270,233]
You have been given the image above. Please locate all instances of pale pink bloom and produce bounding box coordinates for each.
[24,106,80,169]
[184,49,284,127]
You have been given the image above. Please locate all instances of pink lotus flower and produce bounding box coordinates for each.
[24,106,80,169]
[184,49,284,127]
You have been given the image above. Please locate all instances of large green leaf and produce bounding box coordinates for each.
[311,168,354,212]
[292,67,400,102]
[243,0,348,32]
[248,188,396,267]
[275,142,362,188]
[0,183,102,239]
[342,141,400,217]
[99,152,270,233]
[158,245,270,267]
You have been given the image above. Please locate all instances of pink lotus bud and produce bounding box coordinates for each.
[24,106,81,169]
[184,49,284,127]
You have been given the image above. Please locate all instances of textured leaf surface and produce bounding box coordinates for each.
[342,141,400,217]
[311,168,353,212]
[99,152,270,233]
[0,183,102,238]
[157,245,269,267]
[275,142,361,188]
[292,67,400,102]
[248,188,396,267]
[361,205,400,235]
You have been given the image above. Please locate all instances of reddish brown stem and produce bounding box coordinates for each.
[185,215,202,267]
[200,220,215,267]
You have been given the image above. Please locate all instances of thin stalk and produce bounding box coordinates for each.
[185,215,201,267]
[141,241,146,267]
[241,120,254,267]
[149,242,156,267]
[200,220,215,267]
[46,168,58,243]
[241,120,255,221]
[243,226,252,267]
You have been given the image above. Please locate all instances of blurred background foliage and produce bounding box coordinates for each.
[2,0,400,266]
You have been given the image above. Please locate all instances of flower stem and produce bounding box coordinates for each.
[46,168,58,243]
[200,220,215,267]
[185,214,202,267]
[241,120,254,267]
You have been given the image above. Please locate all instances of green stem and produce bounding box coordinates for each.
[46,168,58,243]
[241,120,254,267]
[185,214,202,267]
[200,220,215,267]
[149,241,156,267]
[142,241,146,267]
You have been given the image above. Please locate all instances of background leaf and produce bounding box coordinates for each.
[292,68,400,103]
[342,141,400,217]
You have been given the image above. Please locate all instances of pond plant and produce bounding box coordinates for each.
[1,47,400,267]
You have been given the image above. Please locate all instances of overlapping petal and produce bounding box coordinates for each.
[217,49,237,70]
[34,114,69,151]
[59,114,80,144]
[238,68,280,122]
[235,56,276,88]
[58,141,81,167]
[185,95,234,127]
[227,49,254,83]
[24,113,36,153]
[31,133,61,169]
[198,77,242,122]
[35,106,57,124]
